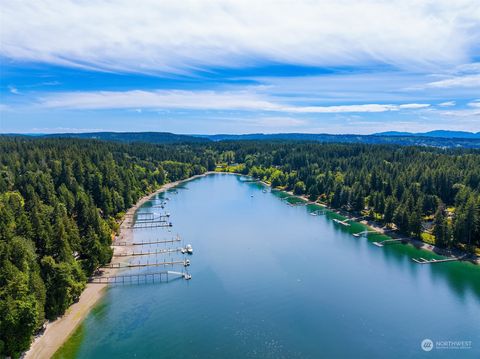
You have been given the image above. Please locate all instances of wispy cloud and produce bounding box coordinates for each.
[38,89,431,114]
[8,86,19,94]
[2,1,479,74]
[30,127,105,133]
[426,74,480,88]
[468,99,480,108]
[438,101,456,107]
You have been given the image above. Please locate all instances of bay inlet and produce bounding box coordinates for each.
[55,173,480,358]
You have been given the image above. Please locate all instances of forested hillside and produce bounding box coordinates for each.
[0,138,210,357]
[1,137,479,357]
[220,142,480,250]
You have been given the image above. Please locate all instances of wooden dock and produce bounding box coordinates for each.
[128,221,173,229]
[333,218,351,227]
[353,230,378,237]
[372,238,408,247]
[113,247,184,257]
[411,256,467,264]
[89,270,187,284]
[135,214,170,223]
[102,259,190,269]
[113,237,182,246]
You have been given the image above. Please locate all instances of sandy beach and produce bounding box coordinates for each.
[24,171,477,358]
[24,172,214,359]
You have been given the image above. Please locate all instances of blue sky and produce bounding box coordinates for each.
[1,1,480,134]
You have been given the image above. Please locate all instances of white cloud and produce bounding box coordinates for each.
[247,117,307,128]
[2,0,480,73]
[438,101,456,107]
[426,74,480,88]
[37,89,430,114]
[437,109,480,117]
[29,127,105,133]
[8,86,19,94]
[468,100,480,108]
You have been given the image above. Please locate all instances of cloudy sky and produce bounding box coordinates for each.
[1,0,480,134]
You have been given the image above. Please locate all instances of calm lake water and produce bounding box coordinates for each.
[56,174,480,358]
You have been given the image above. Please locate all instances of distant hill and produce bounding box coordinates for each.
[198,133,480,148]
[375,130,480,139]
[42,132,210,144]
[5,131,480,148]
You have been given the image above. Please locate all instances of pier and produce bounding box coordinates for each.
[128,220,173,229]
[411,256,467,264]
[332,218,351,227]
[372,238,409,247]
[102,259,190,269]
[353,230,378,237]
[134,214,171,222]
[113,247,184,257]
[310,209,326,216]
[113,237,182,246]
[89,270,188,284]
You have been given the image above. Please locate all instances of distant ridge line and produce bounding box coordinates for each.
[2,131,480,148]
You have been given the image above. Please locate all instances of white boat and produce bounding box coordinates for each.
[184,273,192,280]
[186,244,193,254]
[184,259,191,267]
[262,189,267,193]
[181,248,187,254]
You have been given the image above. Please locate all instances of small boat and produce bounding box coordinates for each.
[262,189,267,193]
[251,194,254,197]
[186,244,193,254]
[184,273,192,280]
[181,248,187,254]
[310,212,318,216]
[184,259,191,267]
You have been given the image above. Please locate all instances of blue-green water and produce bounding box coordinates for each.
[57,174,480,358]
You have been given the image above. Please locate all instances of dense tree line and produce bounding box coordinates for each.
[217,141,480,250]
[1,137,479,356]
[0,138,209,357]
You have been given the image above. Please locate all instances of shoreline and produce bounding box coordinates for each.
[242,172,479,265]
[24,170,478,358]
[24,172,215,359]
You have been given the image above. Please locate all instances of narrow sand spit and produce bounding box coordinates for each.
[24,172,213,359]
